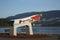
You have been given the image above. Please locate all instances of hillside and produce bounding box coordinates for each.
[6,10,60,26]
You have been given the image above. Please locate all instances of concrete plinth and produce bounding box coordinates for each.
[28,23,33,35]
[10,23,33,36]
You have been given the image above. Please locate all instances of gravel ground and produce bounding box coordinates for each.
[0,38,60,40]
[0,34,60,40]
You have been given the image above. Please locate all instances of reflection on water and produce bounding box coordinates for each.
[0,26,60,34]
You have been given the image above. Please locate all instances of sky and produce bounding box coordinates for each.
[0,0,60,18]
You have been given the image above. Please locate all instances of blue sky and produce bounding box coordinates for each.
[0,0,60,18]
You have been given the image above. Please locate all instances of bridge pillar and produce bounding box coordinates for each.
[28,23,33,35]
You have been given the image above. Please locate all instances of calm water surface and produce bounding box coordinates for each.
[0,26,60,34]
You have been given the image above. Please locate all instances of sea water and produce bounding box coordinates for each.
[0,26,60,34]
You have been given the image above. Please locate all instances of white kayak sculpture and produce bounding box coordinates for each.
[10,13,42,36]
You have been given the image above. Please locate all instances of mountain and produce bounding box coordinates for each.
[6,10,60,26]
[6,12,40,20]
[6,10,60,20]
